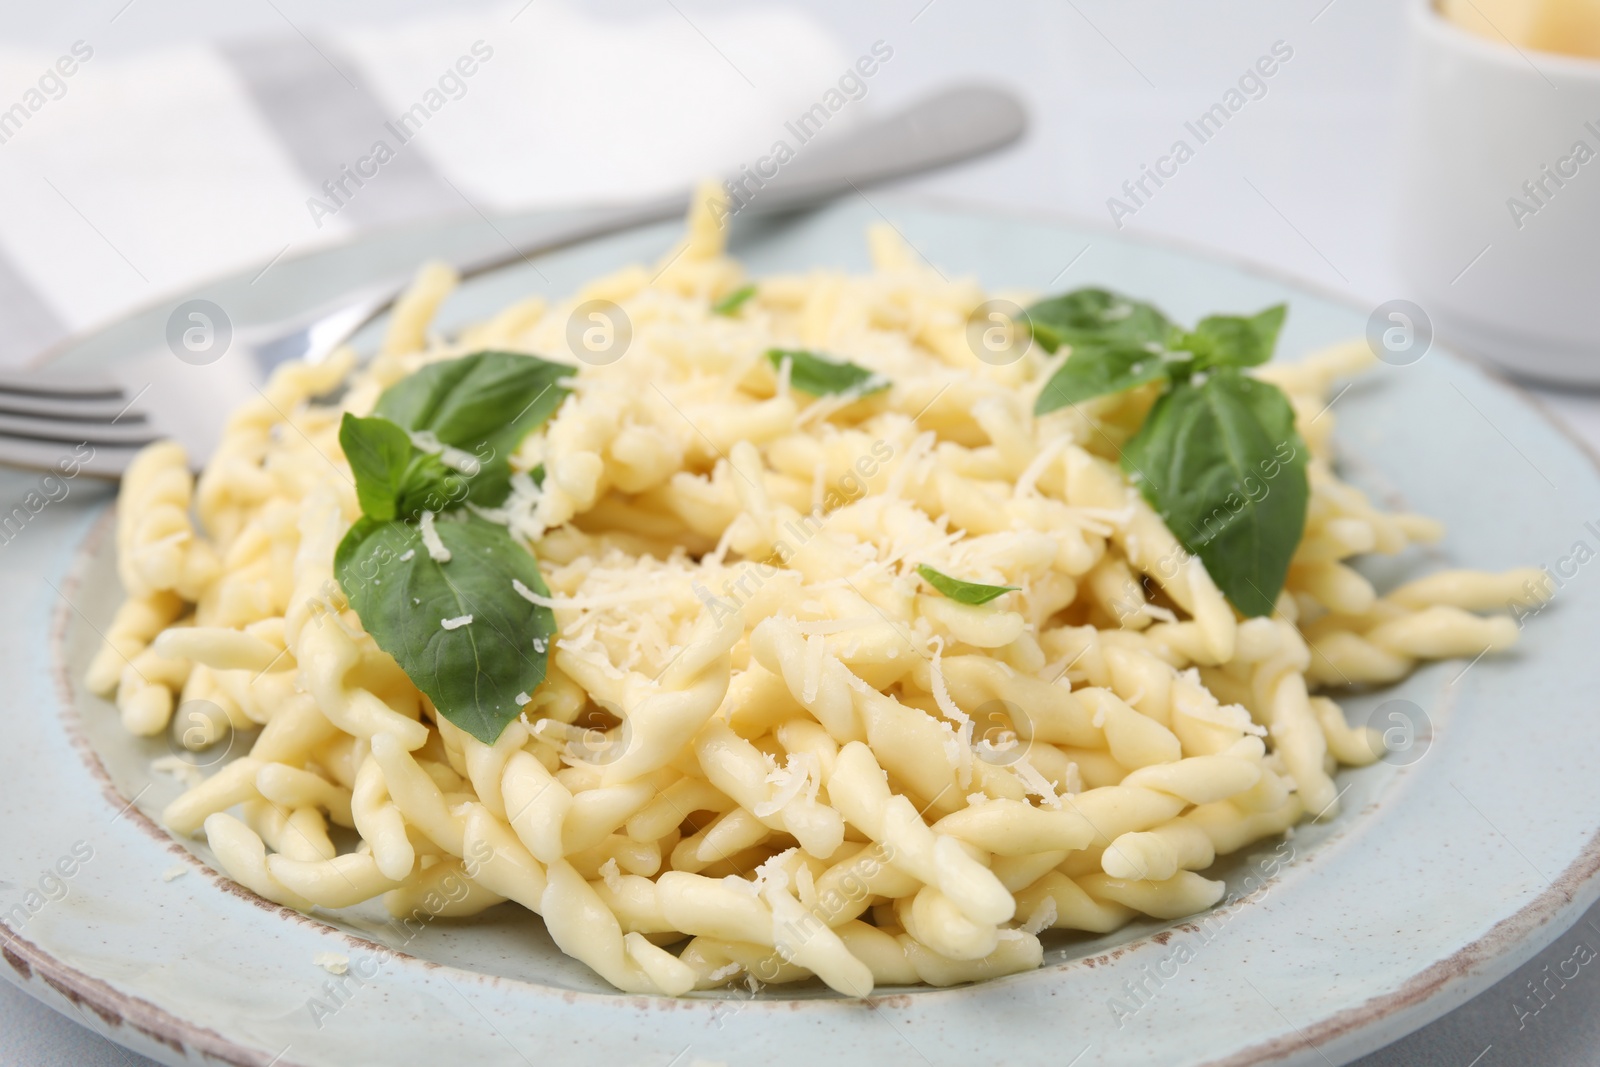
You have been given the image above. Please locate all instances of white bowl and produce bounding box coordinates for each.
[1397,0,1600,385]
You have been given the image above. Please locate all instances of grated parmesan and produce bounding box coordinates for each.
[313,952,350,975]
[408,429,482,476]
[418,510,451,562]
[440,614,473,630]
[755,753,819,817]
[150,755,204,789]
[1013,756,1063,809]
[598,857,624,893]
[1020,897,1058,935]
[801,632,825,705]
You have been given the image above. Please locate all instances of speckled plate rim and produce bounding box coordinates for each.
[3,193,1598,1067]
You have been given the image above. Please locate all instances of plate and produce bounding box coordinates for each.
[4,197,1599,1067]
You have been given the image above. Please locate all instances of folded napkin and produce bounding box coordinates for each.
[0,2,851,363]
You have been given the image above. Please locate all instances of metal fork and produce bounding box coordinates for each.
[0,84,1026,479]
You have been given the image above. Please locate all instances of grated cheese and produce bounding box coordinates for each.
[408,430,481,475]
[599,857,624,893]
[755,753,819,818]
[801,632,825,705]
[1013,436,1068,499]
[150,755,204,789]
[418,510,451,562]
[1020,897,1057,935]
[313,952,350,975]
[1013,756,1063,809]
[791,616,877,636]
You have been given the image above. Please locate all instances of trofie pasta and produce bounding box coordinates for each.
[89,191,1541,996]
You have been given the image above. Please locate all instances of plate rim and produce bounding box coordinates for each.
[9,192,1600,1067]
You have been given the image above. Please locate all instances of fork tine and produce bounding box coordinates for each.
[0,435,144,479]
[0,393,146,422]
[0,412,161,448]
[0,369,125,401]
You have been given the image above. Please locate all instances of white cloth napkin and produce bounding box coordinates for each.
[0,2,851,362]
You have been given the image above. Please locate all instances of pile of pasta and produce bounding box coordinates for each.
[88,194,1539,996]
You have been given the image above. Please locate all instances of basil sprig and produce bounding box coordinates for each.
[335,351,570,743]
[1028,288,1305,618]
[916,564,1017,606]
[765,348,889,398]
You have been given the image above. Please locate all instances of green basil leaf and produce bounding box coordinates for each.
[391,451,473,517]
[1120,369,1308,618]
[396,452,515,515]
[711,284,756,316]
[1034,342,1171,415]
[1174,304,1287,369]
[394,451,455,516]
[335,511,556,744]
[339,413,414,522]
[916,564,1017,606]
[765,349,889,398]
[375,350,572,461]
[463,458,513,508]
[1023,288,1171,354]
[339,415,504,522]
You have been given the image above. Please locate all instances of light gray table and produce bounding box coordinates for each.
[2,1,1596,1064]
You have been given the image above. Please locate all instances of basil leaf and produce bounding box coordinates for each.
[1175,304,1287,370]
[765,349,888,398]
[463,458,512,508]
[1034,342,1170,415]
[1024,288,1171,354]
[916,564,1017,605]
[712,285,756,316]
[1121,369,1308,618]
[375,350,572,460]
[393,451,473,517]
[394,452,452,515]
[399,451,515,514]
[339,414,414,522]
[335,511,556,744]
[342,412,507,521]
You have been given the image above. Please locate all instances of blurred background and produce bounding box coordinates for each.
[2,1,1597,1063]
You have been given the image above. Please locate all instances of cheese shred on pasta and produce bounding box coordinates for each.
[89,190,1540,996]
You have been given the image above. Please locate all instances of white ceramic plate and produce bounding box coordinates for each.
[4,199,1599,1067]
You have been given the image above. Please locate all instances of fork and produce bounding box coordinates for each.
[0,84,1026,479]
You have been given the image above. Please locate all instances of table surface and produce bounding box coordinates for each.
[3,2,1599,1065]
